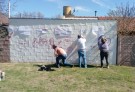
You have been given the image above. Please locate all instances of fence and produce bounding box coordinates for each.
[117,36,135,66]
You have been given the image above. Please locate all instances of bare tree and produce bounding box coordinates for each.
[0,0,8,15]
[36,12,44,18]
[0,0,17,17]
[12,11,45,18]
[54,14,63,18]
[108,2,135,35]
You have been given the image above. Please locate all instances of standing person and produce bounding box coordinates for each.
[52,44,73,68]
[98,37,109,68]
[76,35,87,68]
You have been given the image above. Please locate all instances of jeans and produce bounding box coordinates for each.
[78,49,87,68]
[100,51,109,67]
[56,54,72,67]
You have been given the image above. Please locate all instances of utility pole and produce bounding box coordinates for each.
[8,0,10,18]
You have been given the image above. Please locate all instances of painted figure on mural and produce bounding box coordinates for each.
[76,35,87,68]
[52,44,73,68]
[98,36,109,68]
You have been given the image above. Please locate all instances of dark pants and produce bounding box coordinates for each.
[100,51,109,67]
[56,54,72,68]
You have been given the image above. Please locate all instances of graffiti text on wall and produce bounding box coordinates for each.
[18,37,72,48]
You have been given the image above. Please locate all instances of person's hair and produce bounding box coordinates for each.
[52,44,57,49]
[101,38,106,44]
[78,35,81,39]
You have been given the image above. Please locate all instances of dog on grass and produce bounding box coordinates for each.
[0,70,5,81]
[38,65,55,71]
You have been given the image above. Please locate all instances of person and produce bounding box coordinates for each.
[76,35,87,68]
[98,37,109,68]
[52,44,73,68]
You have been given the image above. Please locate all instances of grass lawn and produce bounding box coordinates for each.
[0,63,135,92]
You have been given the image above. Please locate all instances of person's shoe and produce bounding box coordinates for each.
[71,65,74,68]
[101,66,103,68]
[57,65,61,68]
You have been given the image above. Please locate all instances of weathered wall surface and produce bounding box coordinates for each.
[118,36,135,66]
[5,19,117,65]
[0,26,10,62]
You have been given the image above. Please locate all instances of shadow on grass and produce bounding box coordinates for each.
[66,64,99,68]
[33,64,100,70]
[87,65,97,68]
[33,64,56,72]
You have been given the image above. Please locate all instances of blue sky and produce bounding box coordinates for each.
[10,0,135,18]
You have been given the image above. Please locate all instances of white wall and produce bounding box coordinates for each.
[8,19,117,65]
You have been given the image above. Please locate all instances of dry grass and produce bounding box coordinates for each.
[0,63,135,92]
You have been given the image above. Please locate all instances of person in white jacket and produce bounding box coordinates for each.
[77,35,87,68]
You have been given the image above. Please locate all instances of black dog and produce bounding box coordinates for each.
[38,65,55,71]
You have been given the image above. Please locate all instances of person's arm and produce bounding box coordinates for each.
[54,49,58,57]
[98,40,100,49]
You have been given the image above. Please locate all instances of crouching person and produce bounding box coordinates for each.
[52,44,73,68]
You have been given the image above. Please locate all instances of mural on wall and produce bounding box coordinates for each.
[92,26,105,37]
[8,20,117,64]
[63,24,114,64]
[54,25,72,38]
